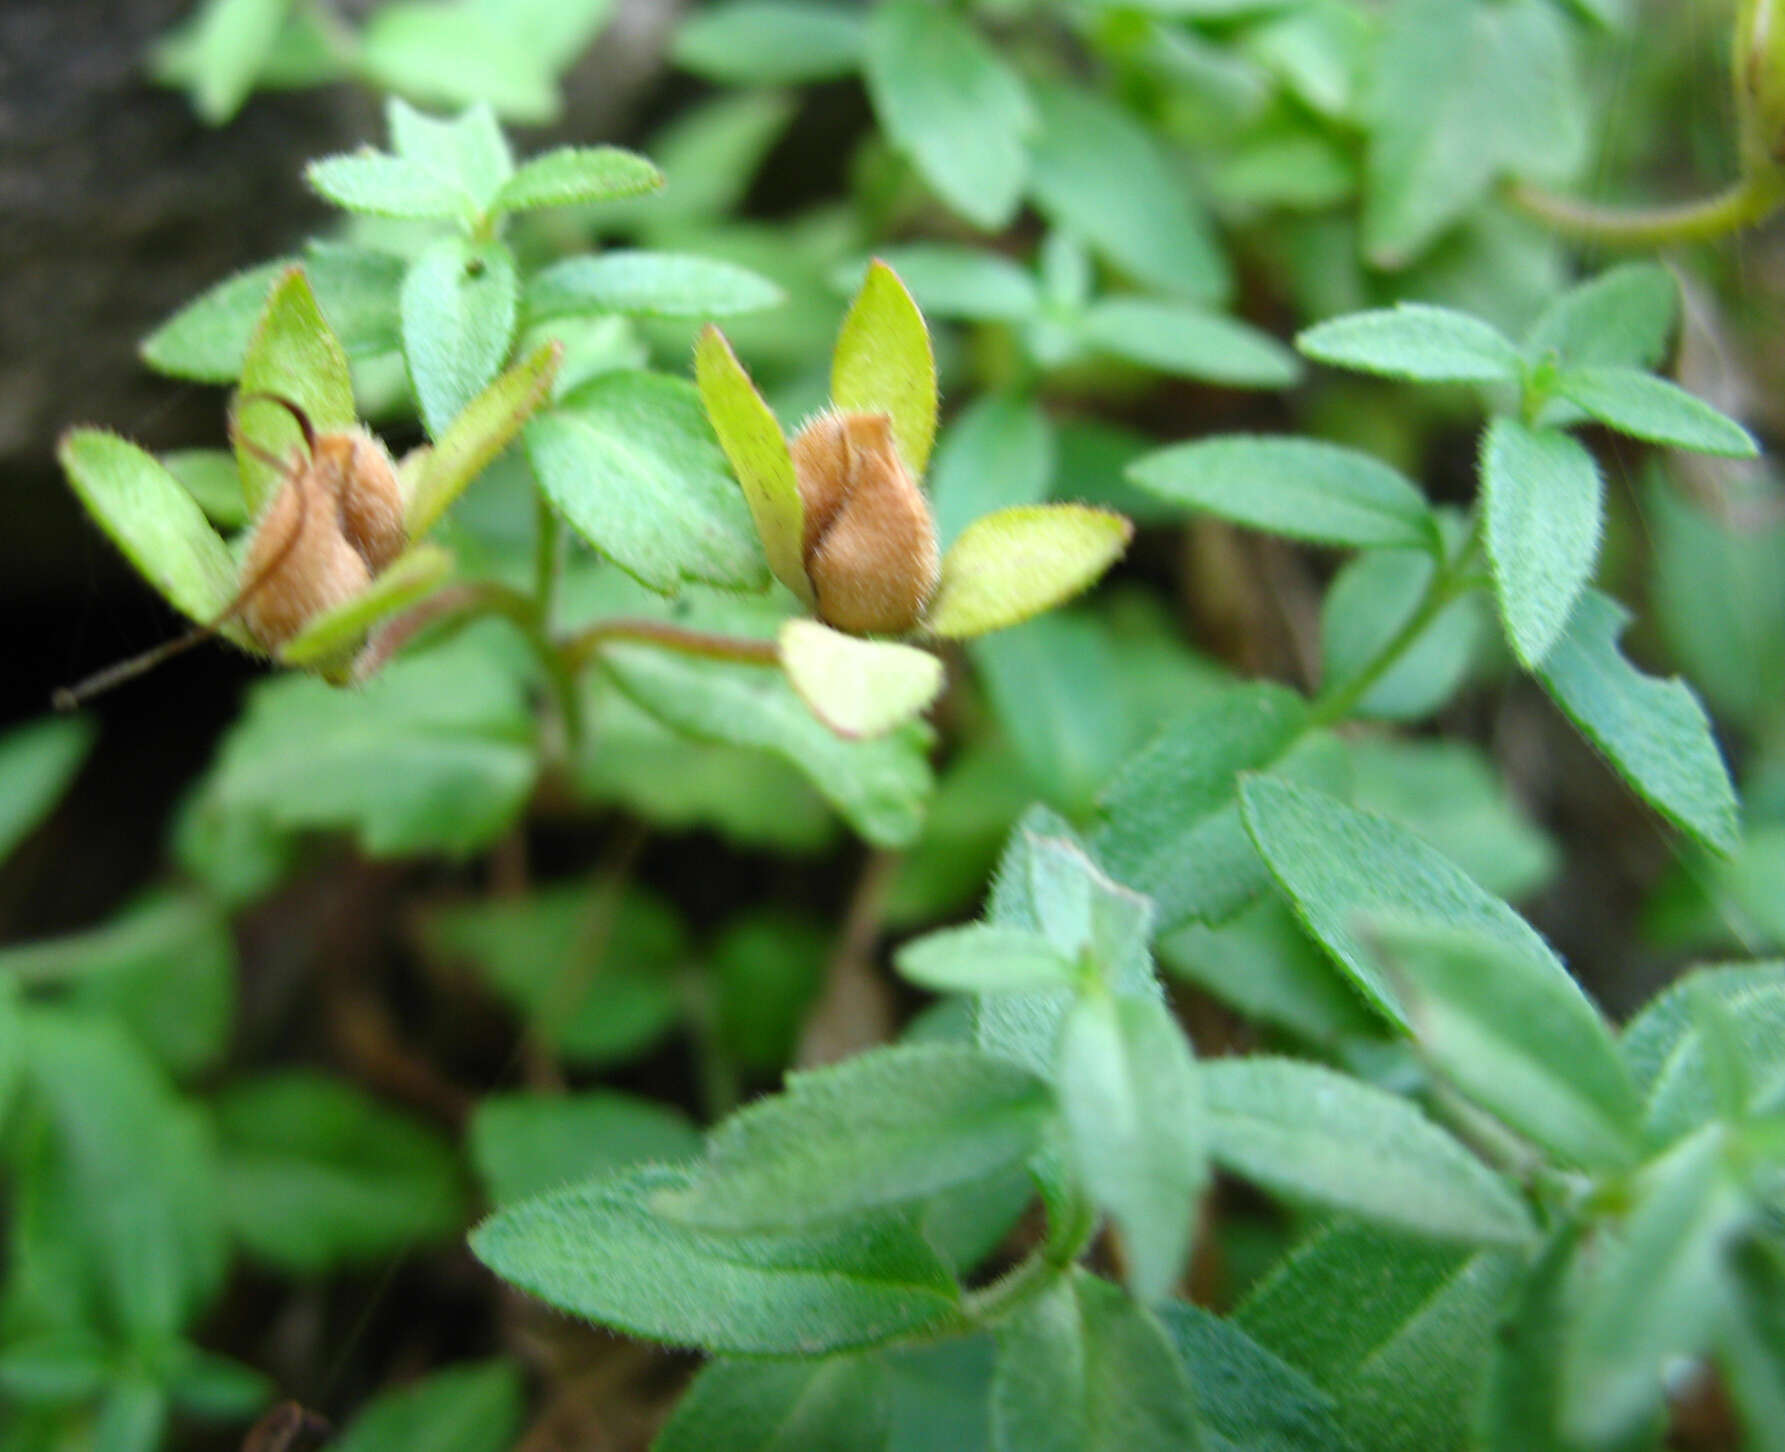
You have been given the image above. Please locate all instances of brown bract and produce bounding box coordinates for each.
[240,427,405,648]
[789,410,939,636]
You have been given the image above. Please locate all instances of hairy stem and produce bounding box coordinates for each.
[1508,173,1785,247]
[558,618,781,672]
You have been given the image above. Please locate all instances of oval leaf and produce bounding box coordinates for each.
[896,923,1079,995]
[529,250,784,320]
[1081,300,1300,389]
[832,260,938,479]
[493,146,663,213]
[927,505,1132,640]
[1297,304,1522,383]
[401,236,520,440]
[779,620,944,739]
[1556,366,1758,458]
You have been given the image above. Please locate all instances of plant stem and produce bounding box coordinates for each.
[962,1182,1100,1328]
[534,494,563,635]
[1306,562,1472,730]
[1508,173,1785,247]
[558,618,781,672]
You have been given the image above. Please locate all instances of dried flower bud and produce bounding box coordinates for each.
[308,427,406,573]
[239,458,374,649]
[789,411,939,636]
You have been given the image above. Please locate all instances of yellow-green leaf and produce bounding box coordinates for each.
[779,620,944,739]
[407,342,561,539]
[278,544,455,668]
[694,326,810,604]
[831,261,937,479]
[926,505,1131,640]
[234,267,356,515]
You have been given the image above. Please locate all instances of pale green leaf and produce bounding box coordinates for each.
[864,0,1033,230]
[930,392,1054,551]
[235,266,358,514]
[1556,366,1759,457]
[1027,81,1228,302]
[1481,417,1604,668]
[1296,303,1521,382]
[844,246,1041,324]
[407,341,561,538]
[1060,993,1205,1303]
[779,620,944,739]
[494,146,664,213]
[832,259,939,479]
[1238,775,1571,1027]
[1535,590,1740,853]
[896,924,1079,996]
[58,430,238,627]
[162,448,250,528]
[695,326,810,603]
[472,1164,963,1354]
[928,505,1132,640]
[1523,263,1678,371]
[658,1045,1053,1232]
[358,5,559,124]
[1083,300,1300,388]
[529,251,782,320]
[1129,436,1433,549]
[1206,1057,1532,1240]
[156,0,290,124]
[673,0,865,84]
[528,371,766,592]
[306,152,475,221]
[401,236,520,439]
[387,97,513,208]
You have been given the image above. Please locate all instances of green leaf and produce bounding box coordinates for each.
[0,1332,111,1407]
[930,393,1055,551]
[276,543,455,667]
[202,627,538,855]
[1475,1226,1584,1452]
[1027,81,1228,303]
[235,265,358,514]
[358,6,558,124]
[1320,542,1484,721]
[162,448,250,528]
[0,716,94,865]
[529,251,782,321]
[1368,921,1642,1170]
[1238,775,1570,1027]
[845,246,1041,324]
[992,1271,1205,1452]
[1555,366,1759,457]
[1297,303,1521,383]
[0,893,235,1078]
[93,1378,168,1452]
[155,0,290,124]
[306,152,475,221]
[1535,590,1740,854]
[712,911,830,1071]
[1203,1057,1531,1242]
[896,924,1079,996]
[1129,436,1433,550]
[1364,0,1584,265]
[23,1011,227,1337]
[493,146,664,213]
[1480,417,1604,668]
[462,0,615,72]
[407,341,560,538]
[655,1354,890,1452]
[214,1072,466,1273]
[1721,1235,1785,1452]
[1564,1129,1750,1445]
[332,1361,524,1452]
[401,236,520,439]
[1059,993,1205,1303]
[659,1045,1053,1232]
[1523,263,1678,371]
[1157,1303,1351,1452]
[164,1346,273,1421]
[469,1092,700,1208]
[1238,1224,1522,1452]
[1081,301,1300,388]
[1094,683,1311,931]
[57,430,238,627]
[864,0,1033,230]
[1159,899,1378,1049]
[418,881,686,1067]
[832,259,939,479]
[779,621,944,739]
[673,0,865,83]
[387,97,514,210]
[1621,962,1785,1142]
[695,326,810,604]
[928,506,1131,640]
[528,371,767,593]
[472,1164,963,1354]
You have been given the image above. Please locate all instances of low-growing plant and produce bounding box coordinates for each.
[7,1,1785,1449]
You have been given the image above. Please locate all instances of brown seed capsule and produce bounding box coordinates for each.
[789,410,939,636]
